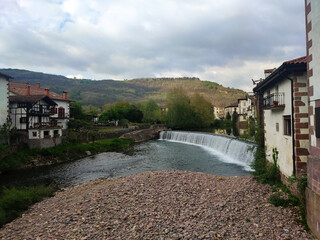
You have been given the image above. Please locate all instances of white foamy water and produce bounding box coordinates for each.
[159,131,256,171]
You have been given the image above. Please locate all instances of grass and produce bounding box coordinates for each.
[0,185,56,227]
[0,138,133,172]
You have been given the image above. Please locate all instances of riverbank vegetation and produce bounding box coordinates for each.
[250,123,309,230]
[0,184,56,227]
[0,138,133,172]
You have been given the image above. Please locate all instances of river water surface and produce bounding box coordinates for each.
[0,139,251,188]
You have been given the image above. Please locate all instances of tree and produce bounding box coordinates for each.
[70,102,86,120]
[166,88,195,129]
[99,102,143,123]
[232,110,239,136]
[141,100,161,123]
[190,93,214,128]
[0,118,13,145]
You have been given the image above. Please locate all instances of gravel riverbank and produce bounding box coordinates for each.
[0,170,314,239]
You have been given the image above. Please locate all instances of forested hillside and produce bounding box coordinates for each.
[1,69,246,107]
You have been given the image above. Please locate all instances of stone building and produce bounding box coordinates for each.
[305,0,320,238]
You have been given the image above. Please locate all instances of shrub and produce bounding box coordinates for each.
[0,185,56,227]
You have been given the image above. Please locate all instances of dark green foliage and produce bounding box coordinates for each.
[70,102,87,120]
[165,88,214,129]
[269,193,300,208]
[226,112,231,120]
[68,119,91,131]
[0,185,56,227]
[100,102,143,123]
[140,100,161,123]
[232,111,239,136]
[0,138,133,172]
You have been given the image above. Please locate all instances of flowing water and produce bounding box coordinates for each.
[0,131,256,188]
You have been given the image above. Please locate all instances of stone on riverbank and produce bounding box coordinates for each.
[0,170,314,239]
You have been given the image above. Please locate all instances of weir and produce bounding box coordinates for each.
[159,131,256,170]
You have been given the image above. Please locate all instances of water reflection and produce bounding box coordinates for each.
[0,140,250,188]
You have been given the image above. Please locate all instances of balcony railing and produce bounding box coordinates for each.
[263,93,285,108]
[31,121,62,129]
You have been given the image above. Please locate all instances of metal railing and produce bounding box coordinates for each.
[263,93,285,108]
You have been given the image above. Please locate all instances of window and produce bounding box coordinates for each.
[32,131,37,137]
[283,115,291,136]
[276,123,279,132]
[316,107,320,138]
[44,131,50,138]
[58,108,65,118]
[20,117,27,123]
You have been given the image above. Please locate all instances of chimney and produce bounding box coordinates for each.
[36,83,40,88]
[26,85,31,95]
[63,90,68,99]
[45,88,50,96]
[264,68,276,78]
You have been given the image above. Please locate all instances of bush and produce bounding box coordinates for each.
[0,185,56,227]
[0,138,134,172]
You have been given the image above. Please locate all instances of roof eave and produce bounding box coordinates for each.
[253,63,306,93]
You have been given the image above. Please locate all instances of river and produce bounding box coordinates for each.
[0,138,253,188]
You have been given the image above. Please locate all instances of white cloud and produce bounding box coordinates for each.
[0,0,306,91]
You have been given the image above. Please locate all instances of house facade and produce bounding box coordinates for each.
[0,72,12,126]
[213,106,224,119]
[305,0,320,238]
[253,57,308,178]
[224,102,238,118]
[9,82,72,129]
[9,95,62,149]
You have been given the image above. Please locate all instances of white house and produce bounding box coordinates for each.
[253,56,308,178]
[9,95,62,148]
[0,72,12,126]
[9,82,72,129]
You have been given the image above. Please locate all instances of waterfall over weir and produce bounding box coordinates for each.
[159,131,256,171]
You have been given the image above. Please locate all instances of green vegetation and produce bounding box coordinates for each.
[0,185,56,227]
[251,124,309,230]
[0,138,133,172]
[165,88,214,129]
[99,102,143,123]
[231,111,239,137]
[139,100,162,123]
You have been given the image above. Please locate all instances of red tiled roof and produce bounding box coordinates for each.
[283,56,307,65]
[9,95,57,105]
[9,82,71,101]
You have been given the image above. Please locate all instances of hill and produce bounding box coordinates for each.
[0,69,246,107]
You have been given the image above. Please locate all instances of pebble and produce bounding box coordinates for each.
[0,170,315,240]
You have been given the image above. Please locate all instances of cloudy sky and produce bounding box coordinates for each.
[0,0,306,91]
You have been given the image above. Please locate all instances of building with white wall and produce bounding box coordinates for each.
[253,56,308,178]
[213,106,224,119]
[9,82,72,129]
[305,1,320,238]
[0,72,12,126]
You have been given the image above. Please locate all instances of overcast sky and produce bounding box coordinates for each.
[0,0,306,91]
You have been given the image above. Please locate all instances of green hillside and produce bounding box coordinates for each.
[1,69,246,107]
